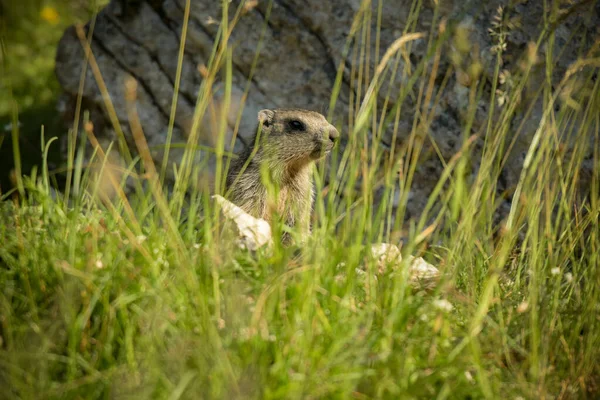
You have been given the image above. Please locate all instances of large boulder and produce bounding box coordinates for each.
[55,0,599,218]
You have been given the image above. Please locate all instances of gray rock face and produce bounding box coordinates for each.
[55,0,599,220]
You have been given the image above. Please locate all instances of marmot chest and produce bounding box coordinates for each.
[264,173,311,222]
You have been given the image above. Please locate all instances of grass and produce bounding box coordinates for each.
[1,0,599,398]
[0,0,109,191]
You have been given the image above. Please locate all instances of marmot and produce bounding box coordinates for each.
[225,108,339,244]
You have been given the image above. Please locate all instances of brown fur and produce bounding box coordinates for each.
[225,108,339,244]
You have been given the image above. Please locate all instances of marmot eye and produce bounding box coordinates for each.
[288,120,305,131]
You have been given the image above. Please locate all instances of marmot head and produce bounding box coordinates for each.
[256,108,340,165]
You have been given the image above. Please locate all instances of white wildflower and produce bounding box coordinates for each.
[433,299,454,312]
[517,301,528,313]
[464,371,474,382]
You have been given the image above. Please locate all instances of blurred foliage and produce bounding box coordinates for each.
[0,0,106,115]
[0,0,108,192]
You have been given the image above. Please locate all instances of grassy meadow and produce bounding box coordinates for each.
[1,0,599,398]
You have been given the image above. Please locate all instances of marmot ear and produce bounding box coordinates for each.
[257,109,274,127]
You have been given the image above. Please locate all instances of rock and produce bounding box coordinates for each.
[370,243,402,266]
[369,243,440,283]
[403,255,440,282]
[213,194,272,251]
[211,198,440,284]
[54,0,599,221]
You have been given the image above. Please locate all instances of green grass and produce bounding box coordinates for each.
[1,0,599,398]
[0,0,109,191]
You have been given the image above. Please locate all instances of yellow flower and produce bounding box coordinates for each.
[40,6,60,24]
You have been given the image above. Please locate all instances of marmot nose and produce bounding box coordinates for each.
[328,126,340,144]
